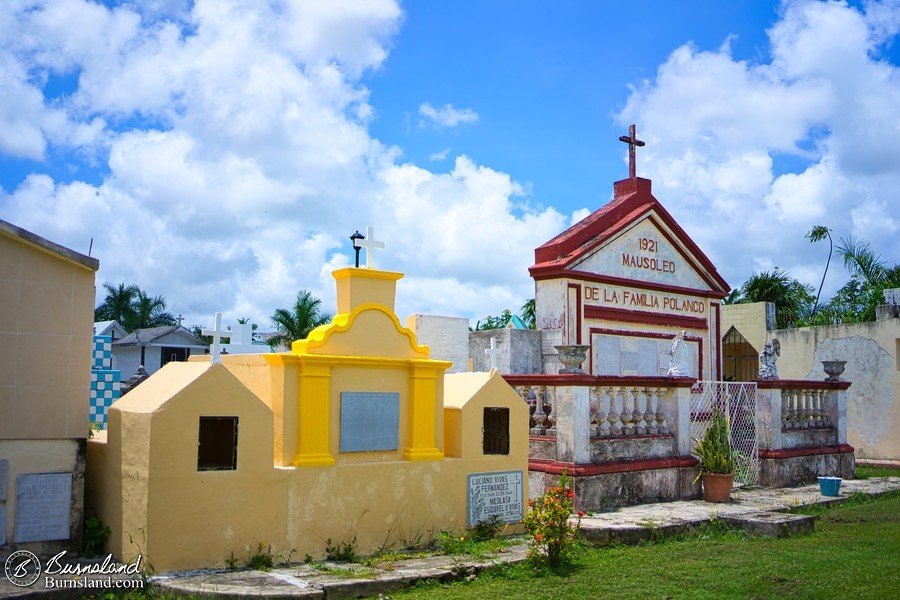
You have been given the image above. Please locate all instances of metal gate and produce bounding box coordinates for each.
[689,381,759,486]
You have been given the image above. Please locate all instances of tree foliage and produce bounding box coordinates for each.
[94,282,176,332]
[731,268,814,329]
[267,290,332,349]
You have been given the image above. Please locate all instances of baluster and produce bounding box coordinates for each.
[819,390,831,427]
[633,387,646,435]
[531,386,546,435]
[654,388,669,434]
[620,387,635,435]
[799,390,811,429]
[781,389,791,429]
[607,386,621,436]
[517,386,534,430]
[597,386,610,437]
[789,389,801,429]
[589,387,599,437]
[644,387,658,435]
[545,386,557,436]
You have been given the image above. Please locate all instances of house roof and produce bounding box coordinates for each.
[113,326,209,348]
[0,217,99,272]
[530,178,730,294]
[94,320,127,337]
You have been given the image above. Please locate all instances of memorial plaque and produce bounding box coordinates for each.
[340,392,400,452]
[638,339,659,376]
[622,351,639,372]
[0,504,6,546]
[467,470,524,527]
[0,459,8,501]
[595,335,621,375]
[15,473,72,543]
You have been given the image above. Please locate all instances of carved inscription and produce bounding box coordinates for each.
[15,473,72,543]
[621,236,676,273]
[584,286,705,314]
[467,471,524,527]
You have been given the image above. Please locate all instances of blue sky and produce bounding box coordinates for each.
[1,0,898,330]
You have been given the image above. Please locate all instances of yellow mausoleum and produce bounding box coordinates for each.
[86,268,528,571]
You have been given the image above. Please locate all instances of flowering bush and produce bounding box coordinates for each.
[523,471,581,567]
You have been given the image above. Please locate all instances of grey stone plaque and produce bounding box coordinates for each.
[340,392,400,452]
[0,504,6,546]
[467,470,524,527]
[15,473,72,543]
[595,335,621,375]
[0,460,7,501]
[622,351,639,372]
[638,339,659,376]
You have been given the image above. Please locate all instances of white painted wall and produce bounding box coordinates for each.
[405,314,470,373]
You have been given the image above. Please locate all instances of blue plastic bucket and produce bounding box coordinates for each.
[818,476,842,496]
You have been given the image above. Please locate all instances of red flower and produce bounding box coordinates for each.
[577,511,586,517]
[535,533,543,541]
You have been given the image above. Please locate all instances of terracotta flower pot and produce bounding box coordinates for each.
[701,472,734,503]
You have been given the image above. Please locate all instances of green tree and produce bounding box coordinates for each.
[734,268,814,329]
[132,290,176,330]
[268,290,332,349]
[474,309,513,331]
[94,283,139,325]
[806,225,833,318]
[520,299,536,329]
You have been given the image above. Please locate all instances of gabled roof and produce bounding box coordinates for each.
[113,326,209,348]
[530,178,729,294]
[94,320,127,339]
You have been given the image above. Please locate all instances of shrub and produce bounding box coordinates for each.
[524,471,581,567]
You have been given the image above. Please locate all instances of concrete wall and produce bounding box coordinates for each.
[721,302,775,355]
[774,318,900,461]
[405,314,470,373]
[0,220,97,559]
[469,329,542,374]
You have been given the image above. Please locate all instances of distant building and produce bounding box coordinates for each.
[112,326,208,380]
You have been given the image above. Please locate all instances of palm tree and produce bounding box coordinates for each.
[133,290,176,329]
[837,236,887,286]
[95,283,139,325]
[738,268,814,329]
[268,291,332,349]
[520,299,536,329]
[806,225,833,318]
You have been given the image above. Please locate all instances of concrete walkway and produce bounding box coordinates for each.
[3,477,898,599]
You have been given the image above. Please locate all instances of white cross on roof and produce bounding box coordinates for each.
[202,312,229,364]
[484,337,502,371]
[353,226,385,269]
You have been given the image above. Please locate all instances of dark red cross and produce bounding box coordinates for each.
[618,124,645,179]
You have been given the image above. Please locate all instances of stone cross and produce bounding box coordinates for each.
[618,123,645,179]
[176,314,184,326]
[484,337,502,371]
[202,312,229,364]
[353,226,385,269]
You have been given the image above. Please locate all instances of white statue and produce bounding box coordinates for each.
[667,330,690,377]
[758,339,780,380]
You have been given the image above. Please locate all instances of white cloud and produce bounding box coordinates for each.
[618,0,900,295]
[429,148,451,161]
[418,102,480,128]
[0,0,556,330]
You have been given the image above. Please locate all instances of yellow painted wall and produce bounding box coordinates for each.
[721,302,773,355]
[86,269,528,571]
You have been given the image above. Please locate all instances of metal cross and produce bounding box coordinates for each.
[618,123,645,179]
[484,337,502,371]
[202,312,229,364]
[353,226,385,269]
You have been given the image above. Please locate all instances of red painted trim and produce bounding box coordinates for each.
[584,305,708,330]
[756,379,852,391]
[714,302,721,381]
[503,373,697,387]
[588,327,704,380]
[531,178,730,293]
[528,455,699,476]
[568,282,582,344]
[530,268,728,300]
[758,444,855,459]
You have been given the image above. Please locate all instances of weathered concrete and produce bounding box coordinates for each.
[469,329,542,374]
[759,451,856,487]
[721,511,816,538]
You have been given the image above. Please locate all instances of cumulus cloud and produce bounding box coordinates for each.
[618,0,900,295]
[418,102,480,128]
[429,148,451,161]
[0,0,558,330]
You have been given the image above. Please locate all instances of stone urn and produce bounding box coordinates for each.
[821,360,847,381]
[555,345,590,374]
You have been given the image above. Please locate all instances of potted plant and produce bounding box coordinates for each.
[692,409,735,503]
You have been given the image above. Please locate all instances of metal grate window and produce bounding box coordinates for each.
[483,407,510,455]
[198,416,238,471]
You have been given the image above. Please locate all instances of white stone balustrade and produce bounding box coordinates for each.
[756,380,850,451]
[507,375,695,464]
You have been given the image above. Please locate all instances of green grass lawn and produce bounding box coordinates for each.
[856,463,900,479]
[395,490,900,600]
